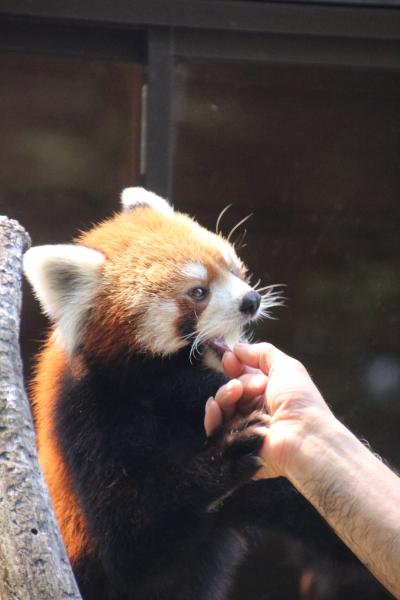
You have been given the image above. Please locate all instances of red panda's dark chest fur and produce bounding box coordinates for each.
[52,347,360,600]
[54,349,256,600]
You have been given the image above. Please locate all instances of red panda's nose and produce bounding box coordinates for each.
[240,291,261,316]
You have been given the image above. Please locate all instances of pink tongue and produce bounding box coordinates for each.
[209,337,230,356]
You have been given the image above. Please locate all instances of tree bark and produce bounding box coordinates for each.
[0,217,82,600]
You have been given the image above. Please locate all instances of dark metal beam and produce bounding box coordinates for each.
[0,18,145,62]
[175,28,400,69]
[1,0,400,40]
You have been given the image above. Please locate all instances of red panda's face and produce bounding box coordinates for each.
[24,188,281,371]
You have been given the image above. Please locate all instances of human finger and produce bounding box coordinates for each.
[233,342,292,376]
[236,373,268,401]
[214,378,243,420]
[222,351,262,379]
[204,398,223,437]
[222,351,245,378]
[237,394,265,415]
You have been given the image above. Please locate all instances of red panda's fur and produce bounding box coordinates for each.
[31,205,241,563]
[27,195,262,597]
[77,207,241,361]
[25,190,351,600]
[31,341,91,562]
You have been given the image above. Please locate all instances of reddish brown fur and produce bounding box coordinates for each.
[78,207,241,360]
[31,340,92,562]
[31,205,243,564]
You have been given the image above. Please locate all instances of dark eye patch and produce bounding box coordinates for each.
[176,309,198,341]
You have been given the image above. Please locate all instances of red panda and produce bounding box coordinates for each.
[23,189,346,600]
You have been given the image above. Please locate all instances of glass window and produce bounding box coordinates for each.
[172,59,400,599]
[0,54,143,369]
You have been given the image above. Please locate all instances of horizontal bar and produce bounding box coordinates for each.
[0,19,145,62]
[1,0,400,40]
[175,28,400,69]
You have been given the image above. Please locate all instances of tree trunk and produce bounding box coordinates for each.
[0,217,82,600]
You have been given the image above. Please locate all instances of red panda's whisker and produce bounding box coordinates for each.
[245,328,255,343]
[254,283,286,293]
[260,290,286,300]
[258,293,286,320]
[215,204,232,236]
[189,328,209,364]
[233,228,247,250]
[181,330,197,342]
[227,214,253,243]
[260,292,286,303]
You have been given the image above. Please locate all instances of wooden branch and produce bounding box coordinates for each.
[0,217,82,600]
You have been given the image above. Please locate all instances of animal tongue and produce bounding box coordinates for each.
[208,337,230,356]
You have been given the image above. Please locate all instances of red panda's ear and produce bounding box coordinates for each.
[121,187,174,216]
[23,244,105,354]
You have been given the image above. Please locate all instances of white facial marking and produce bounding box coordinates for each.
[193,271,254,372]
[23,244,105,355]
[218,246,233,266]
[121,187,174,216]
[137,299,184,356]
[182,262,208,281]
[205,272,252,333]
[203,351,225,373]
[214,272,251,302]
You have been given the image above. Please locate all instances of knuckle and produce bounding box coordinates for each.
[257,342,272,353]
[291,357,306,372]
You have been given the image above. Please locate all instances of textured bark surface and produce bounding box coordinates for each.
[0,217,82,600]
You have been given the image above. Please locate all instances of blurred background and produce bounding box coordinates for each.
[1,2,399,598]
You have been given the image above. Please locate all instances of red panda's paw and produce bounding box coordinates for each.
[213,411,269,484]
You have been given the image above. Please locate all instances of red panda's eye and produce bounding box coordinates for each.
[188,286,209,301]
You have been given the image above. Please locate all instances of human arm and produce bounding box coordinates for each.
[205,343,400,599]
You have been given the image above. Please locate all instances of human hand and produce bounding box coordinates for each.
[204,368,268,437]
[204,343,334,479]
